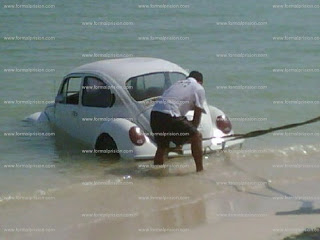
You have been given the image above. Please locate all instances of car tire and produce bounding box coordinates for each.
[95,133,120,159]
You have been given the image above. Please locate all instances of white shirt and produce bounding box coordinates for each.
[152,77,206,117]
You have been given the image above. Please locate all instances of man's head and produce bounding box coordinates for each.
[188,71,203,85]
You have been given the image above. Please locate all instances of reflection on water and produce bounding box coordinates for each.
[72,200,207,240]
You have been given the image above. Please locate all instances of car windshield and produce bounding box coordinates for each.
[125,72,186,101]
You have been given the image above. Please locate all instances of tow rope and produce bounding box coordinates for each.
[223,115,320,141]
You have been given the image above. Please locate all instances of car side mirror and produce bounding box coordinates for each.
[55,94,64,103]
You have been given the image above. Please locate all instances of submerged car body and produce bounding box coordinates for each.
[28,57,244,159]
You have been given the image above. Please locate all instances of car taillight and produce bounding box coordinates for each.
[216,115,232,134]
[129,126,146,146]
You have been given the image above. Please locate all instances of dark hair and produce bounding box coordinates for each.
[188,71,203,83]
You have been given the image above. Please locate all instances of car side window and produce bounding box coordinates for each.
[82,77,114,108]
[60,77,82,105]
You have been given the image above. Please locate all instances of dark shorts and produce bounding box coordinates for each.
[150,111,198,148]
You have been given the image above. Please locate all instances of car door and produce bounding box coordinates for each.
[54,75,83,140]
[77,75,116,146]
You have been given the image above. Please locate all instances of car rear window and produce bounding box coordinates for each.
[126,72,186,101]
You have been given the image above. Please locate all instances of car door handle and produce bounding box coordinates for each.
[72,111,78,117]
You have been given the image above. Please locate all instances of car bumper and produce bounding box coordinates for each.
[132,137,244,160]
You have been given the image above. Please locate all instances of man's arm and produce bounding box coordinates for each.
[192,87,206,128]
[192,106,202,128]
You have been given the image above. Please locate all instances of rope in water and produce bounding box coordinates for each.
[223,115,320,141]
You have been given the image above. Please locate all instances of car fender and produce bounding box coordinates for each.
[208,105,235,137]
[94,118,144,159]
[208,105,225,122]
[24,111,49,123]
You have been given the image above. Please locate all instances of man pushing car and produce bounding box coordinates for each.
[150,71,207,172]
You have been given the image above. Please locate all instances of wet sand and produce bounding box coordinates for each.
[2,144,320,240]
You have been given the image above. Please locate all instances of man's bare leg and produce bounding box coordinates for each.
[154,146,168,165]
[191,131,203,172]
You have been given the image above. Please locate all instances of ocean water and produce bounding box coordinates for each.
[1,0,319,239]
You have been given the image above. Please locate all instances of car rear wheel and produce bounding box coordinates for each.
[95,133,120,159]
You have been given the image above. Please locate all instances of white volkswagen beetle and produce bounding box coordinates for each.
[28,57,244,159]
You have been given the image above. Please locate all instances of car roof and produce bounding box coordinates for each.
[70,57,188,85]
